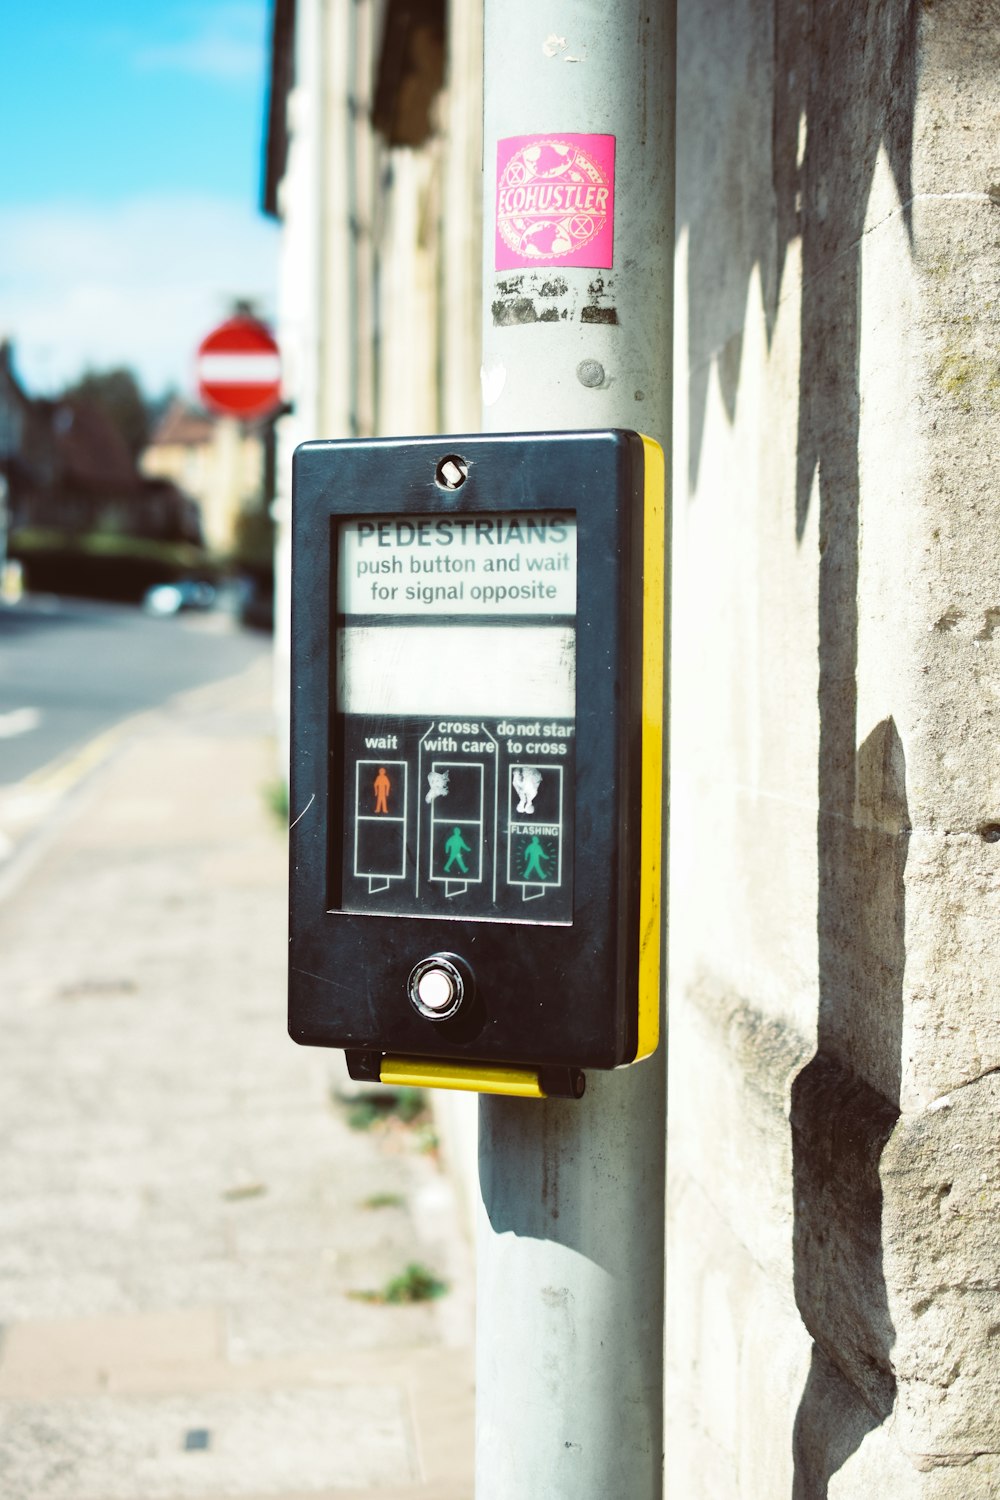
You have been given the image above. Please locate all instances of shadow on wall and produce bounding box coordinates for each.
[792,716,910,1493]
[678,0,919,1495]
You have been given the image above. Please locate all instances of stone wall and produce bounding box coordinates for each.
[668,1,1000,1494]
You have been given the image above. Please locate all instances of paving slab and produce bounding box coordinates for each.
[0,651,474,1499]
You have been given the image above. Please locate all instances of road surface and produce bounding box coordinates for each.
[0,595,271,869]
[0,596,268,784]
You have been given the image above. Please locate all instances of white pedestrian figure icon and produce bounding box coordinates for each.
[425,769,449,803]
[512,766,542,814]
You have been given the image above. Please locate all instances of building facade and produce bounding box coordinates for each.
[141,399,267,559]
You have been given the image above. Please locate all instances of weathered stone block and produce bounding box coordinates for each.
[668,981,809,1288]
[903,831,1000,1106]
[882,1074,1000,1461]
[885,1074,1000,1294]
[790,1051,899,1419]
[911,2,1000,202]
[667,1154,811,1500]
[669,0,1000,1490]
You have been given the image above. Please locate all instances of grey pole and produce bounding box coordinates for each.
[476,5,674,1498]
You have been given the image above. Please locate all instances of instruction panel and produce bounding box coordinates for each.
[335,512,576,924]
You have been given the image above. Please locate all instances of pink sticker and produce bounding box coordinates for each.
[495,133,616,271]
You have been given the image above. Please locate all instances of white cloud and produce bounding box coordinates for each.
[132,4,266,83]
[0,194,279,397]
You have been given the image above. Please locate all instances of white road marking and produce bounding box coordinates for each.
[0,707,41,739]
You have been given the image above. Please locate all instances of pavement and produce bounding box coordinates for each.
[0,645,474,1500]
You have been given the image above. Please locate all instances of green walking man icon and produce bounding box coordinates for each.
[522,835,550,881]
[443,826,471,875]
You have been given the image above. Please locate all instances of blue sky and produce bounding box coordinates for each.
[0,2,279,397]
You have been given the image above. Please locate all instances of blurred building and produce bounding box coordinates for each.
[263,0,482,775]
[0,340,61,531]
[0,342,203,599]
[141,398,267,558]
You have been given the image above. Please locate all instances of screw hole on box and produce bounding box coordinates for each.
[435,454,468,490]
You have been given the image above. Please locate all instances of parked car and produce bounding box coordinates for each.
[142,579,217,616]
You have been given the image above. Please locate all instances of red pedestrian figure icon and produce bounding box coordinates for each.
[373,766,391,814]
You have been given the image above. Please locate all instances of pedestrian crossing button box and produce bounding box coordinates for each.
[289,430,665,1098]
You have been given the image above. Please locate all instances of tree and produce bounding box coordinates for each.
[61,367,150,459]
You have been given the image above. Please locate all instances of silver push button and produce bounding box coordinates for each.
[407,954,468,1022]
[417,967,456,1011]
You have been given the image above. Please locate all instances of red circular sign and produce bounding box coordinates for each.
[196,315,282,419]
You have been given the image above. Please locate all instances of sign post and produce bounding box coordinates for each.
[475,3,674,1496]
[196,315,282,420]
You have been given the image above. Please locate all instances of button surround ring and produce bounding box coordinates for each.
[406,953,471,1022]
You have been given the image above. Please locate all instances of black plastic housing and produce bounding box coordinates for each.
[289,430,647,1070]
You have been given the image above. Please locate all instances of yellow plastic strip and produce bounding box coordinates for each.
[636,435,666,1060]
[380,1056,546,1098]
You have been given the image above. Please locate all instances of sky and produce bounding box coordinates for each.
[0,2,280,400]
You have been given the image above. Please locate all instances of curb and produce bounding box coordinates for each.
[0,723,125,904]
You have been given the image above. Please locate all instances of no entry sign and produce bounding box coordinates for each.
[196,315,282,420]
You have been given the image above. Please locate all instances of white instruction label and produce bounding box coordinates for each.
[339,512,576,616]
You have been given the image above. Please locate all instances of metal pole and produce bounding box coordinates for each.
[477,5,674,1497]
